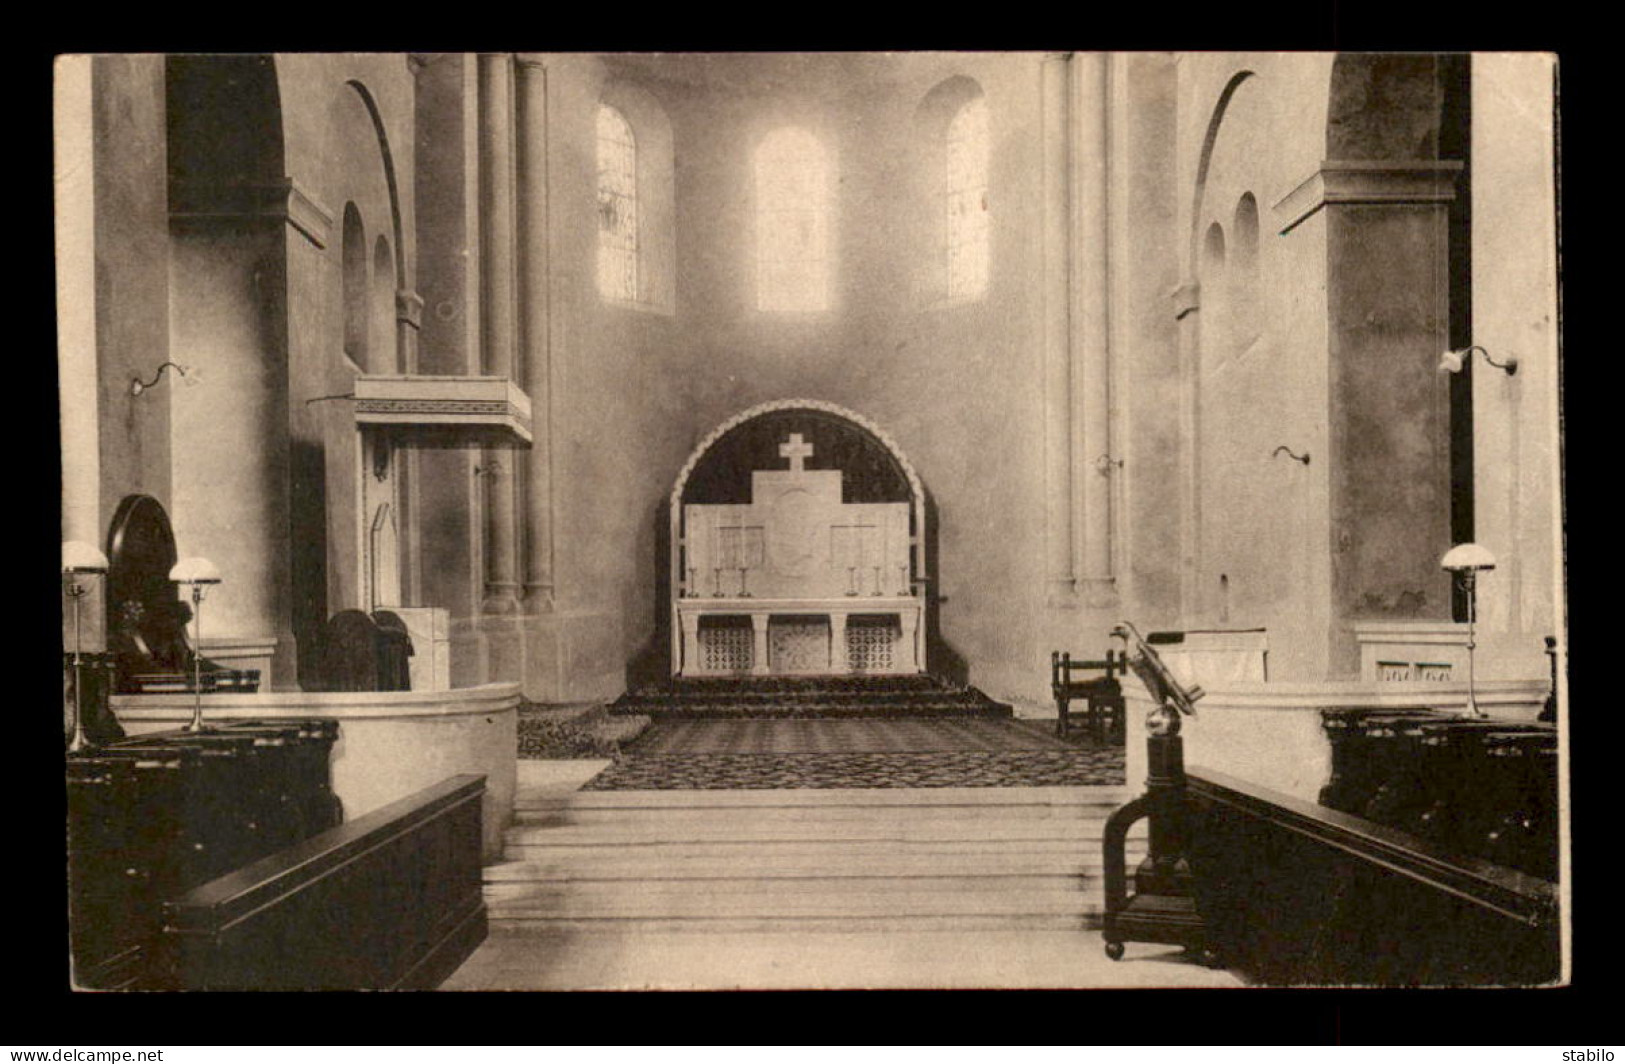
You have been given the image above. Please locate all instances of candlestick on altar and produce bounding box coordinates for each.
[898,564,910,595]
[687,567,697,598]
[872,565,883,595]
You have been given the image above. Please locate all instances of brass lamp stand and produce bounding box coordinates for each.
[169,557,221,732]
[63,541,110,754]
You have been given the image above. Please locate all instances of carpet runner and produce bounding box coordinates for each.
[609,674,1015,719]
[579,675,1124,790]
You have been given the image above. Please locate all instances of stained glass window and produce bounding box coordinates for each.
[756,128,829,312]
[597,104,638,303]
[945,96,989,302]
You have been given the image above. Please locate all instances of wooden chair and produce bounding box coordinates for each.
[1050,649,1127,740]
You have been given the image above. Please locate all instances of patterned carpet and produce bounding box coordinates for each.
[582,718,1125,790]
[582,750,1125,790]
[624,718,1075,755]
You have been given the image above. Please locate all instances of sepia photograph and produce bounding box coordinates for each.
[56,50,1565,991]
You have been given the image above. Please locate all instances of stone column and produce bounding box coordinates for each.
[751,614,770,675]
[1041,51,1078,607]
[516,54,555,613]
[1277,161,1462,663]
[1074,51,1115,604]
[55,57,99,552]
[1172,279,1202,618]
[478,52,521,617]
[1471,54,1559,679]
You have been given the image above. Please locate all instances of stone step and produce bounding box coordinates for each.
[485,850,1142,881]
[484,913,1104,933]
[502,818,1132,848]
[512,801,1128,826]
[514,784,1135,810]
[485,884,1096,920]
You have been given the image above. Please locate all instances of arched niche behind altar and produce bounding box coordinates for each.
[669,401,927,678]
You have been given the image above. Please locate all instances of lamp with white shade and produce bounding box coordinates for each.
[169,556,222,732]
[1441,542,1497,718]
[63,541,109,753]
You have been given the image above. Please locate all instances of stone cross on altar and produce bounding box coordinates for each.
[779,433,814,473]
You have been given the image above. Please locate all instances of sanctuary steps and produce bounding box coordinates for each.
[483,785,1144,932]
[609,674,1014,719]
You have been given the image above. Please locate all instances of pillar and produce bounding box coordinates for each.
[1074,51,1115,605]
[1041,51,1077,607]
[1471,54,1560,680]
[55,57,99,551]
[478,52,522,618]
[516,54,555,613]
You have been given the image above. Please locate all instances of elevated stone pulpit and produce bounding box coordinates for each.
[671,402,926,677]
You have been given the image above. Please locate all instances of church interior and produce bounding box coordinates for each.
[57,51,1564,990]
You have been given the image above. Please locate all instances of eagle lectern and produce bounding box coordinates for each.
[1101,621,1216,965]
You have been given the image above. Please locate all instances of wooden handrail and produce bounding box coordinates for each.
[162,774,488,989]
[1186,767,1556,927]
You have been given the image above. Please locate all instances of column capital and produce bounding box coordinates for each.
[1275,159,1464,235]
[514,53,548,71]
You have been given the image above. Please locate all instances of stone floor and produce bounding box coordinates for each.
[441,926,1244,991]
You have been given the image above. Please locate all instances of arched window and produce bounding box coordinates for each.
[1230,192,1260,351]
[597,104,638,303]
[755,127,830,312]
[945,95,989,302]
[341,202,368,368]
[1201,221,1229,367]
[371,234,396,372]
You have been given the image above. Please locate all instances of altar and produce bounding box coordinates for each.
[670,404,927,676]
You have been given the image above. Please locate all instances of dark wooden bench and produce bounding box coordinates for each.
[1050,649,1126,739]
[161,774,488,990]
[1184,767,1559,986]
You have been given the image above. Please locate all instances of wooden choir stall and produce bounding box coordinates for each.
[1102,622,1561,986]
[65,495,488,990]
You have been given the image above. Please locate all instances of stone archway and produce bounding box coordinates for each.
[668,400,929,678]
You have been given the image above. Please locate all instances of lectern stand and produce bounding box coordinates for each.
[1101,622,1217,965]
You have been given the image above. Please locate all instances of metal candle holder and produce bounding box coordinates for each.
[1441,543,1497,720]
[170,557,222,732]
[63,541,110,754]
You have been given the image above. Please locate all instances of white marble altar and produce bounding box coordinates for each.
[674,433,922,676]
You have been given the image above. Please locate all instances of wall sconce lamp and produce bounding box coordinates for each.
[1438,345,1518,377]
[1095,454,1124,476]
[63,541,110,754]
[130,361,192,397]
[169,556,221,732]
[1272,445,1310,466]
[1441,542,1496,719]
